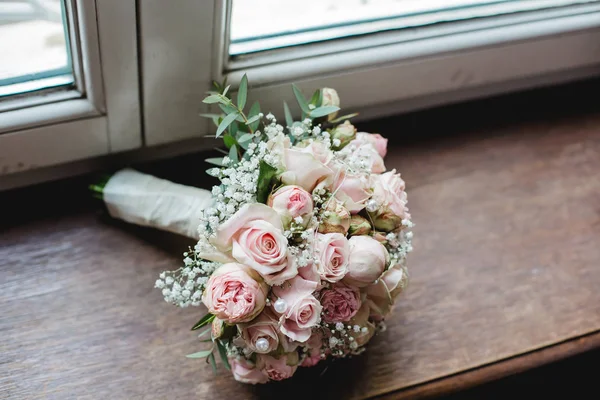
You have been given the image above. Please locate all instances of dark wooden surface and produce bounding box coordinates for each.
[2,84,600,399]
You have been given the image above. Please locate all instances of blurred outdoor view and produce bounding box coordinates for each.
[0,0,71,95]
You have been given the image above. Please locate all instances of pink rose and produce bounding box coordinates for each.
[280,148,332,192]
[366,263,408,321]
[202,263,268,324]
[343,236,388,287]
[297,261,321,285]
[211,204,297,285]
[257,353,299,381]
[230,356,269,384]
[344,138,386,173]
[370,170,409,231]
[301,330,323,367]
[273,275,322,342]
[357,132,388,158]
[268,185,313,226]
[319,282,361,323]
[315,233,350,283]
[301,140,334,165]
[332,170,371,214]
[239,308,280,354]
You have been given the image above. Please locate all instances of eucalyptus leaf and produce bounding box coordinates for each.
[237,74,248,110]
[245,114,261,125]
[216,112,239,138]
[309,89,321,106]
[199,113,222,119]
[205,158,224,166]
[229,145,239,163]
[310,106,340,118]
[203,94,223,104]
[208,352,217,374]
[219,104,238,115]
[248,102,261,132]
[186,349,214,359]
[191,313,216,330]
[216,341,231,370]
[329,112,359,124]
[256,160,278,204]
[292,84,310,114]
[223,134,236,149]
[222,85,231,96]
[229,120,239,137]
[283,101,293,127]
[238,133,254,143]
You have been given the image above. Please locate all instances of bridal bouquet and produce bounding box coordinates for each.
[95,77,413,384]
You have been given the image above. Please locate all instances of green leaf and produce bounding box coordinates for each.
[309,106,340,118]
[219,104,238,115]
[237,133,254,150]
[283,101,293,127]
[245,114,261,125]
[229,120,239,137]
[203,94,224,104]
[292,84,310,114]
[237,74,248,110]
[216,341,231,370]
[223,134,236,149]
[191,313,216,330]
[248,102,261,132]
[222,85,231,97]
[309,89,321,106]
[205,158,224,166]
[186,349,213,359]
[208,352,217,374]
[216,112,239,138]
[229,145,239,163]
[256,160,278,204]
[329,112,359,124]
[199,113,222,119]
[197,328,211,339]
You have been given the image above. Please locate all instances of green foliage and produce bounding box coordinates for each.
[329,113,359,124]
[310,105,340,118]
[186,349,214,359]
[216,340,231,370]
[237,74,248,110]
[247,102,261,132]
[283,101,293,127]
[229,145,239,163]
[191,313,215,331]
[205,157,225,166]
[292,84,310,114]
[223,134,236,149]
[256,160,278,204]
[208,352,217,374]
[216,112,239,138]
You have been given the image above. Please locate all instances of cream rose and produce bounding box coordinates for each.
[268,185,313,227]
[315,232,350,283]
[370,170,409,231]
[202,263,268,324]
[272,275,322,342]
[332,170,371,214]
[366,263,408,321]
[280,147,332,192]
[343,236,388,287]
[211,204,297,285]
[239,308,280,354]
[344,137,386,173]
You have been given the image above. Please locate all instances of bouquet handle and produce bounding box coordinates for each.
[103,169,212,239]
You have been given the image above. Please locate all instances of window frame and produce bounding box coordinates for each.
[0,0,141,176]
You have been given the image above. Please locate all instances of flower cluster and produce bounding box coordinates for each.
[155,81,412,384]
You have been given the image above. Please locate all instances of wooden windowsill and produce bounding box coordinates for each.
[1,80,600,399]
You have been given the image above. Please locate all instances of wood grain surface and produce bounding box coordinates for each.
[2,95,600,399]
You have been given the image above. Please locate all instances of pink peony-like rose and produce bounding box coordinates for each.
[272,275,322,342]
[301,330,323,367]
[331,169,372,214]
[372,170,407,218]
[210,204,297,285]
[315,232,350,283]
[319,282,362,323]
[268,185,313,227]
[366,263,408,321]
[343,236,389,287]
[356,132,388,158]
[280,147,332,192]
[202,263,268,324]
[239,308,280,354]
[257,353,299,381]
[230,356,269,384]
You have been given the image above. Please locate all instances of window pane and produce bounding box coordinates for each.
[230,0,597,55]
[0,0,73,97]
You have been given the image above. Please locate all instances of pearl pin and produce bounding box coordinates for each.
[366,199,379,213]
[273,298,287,313]
[255,338,270,353]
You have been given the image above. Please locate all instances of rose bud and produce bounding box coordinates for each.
[370,209,403,232]
[202,263,268,324]
[349,303,376,347]
[372,231,388,245]
[318,197,350,234]
[330,121,356,150]
[348,215,371,237]
[268,185,314,227]
[343,236,388,287]
[321,87,340,121]
[211,317,226,340]
[366,263,409,321]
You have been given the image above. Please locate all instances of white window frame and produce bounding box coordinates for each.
[141,0,600,146]
[0,0,141,176]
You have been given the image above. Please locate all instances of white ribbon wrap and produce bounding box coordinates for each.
[103,169,213,239]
